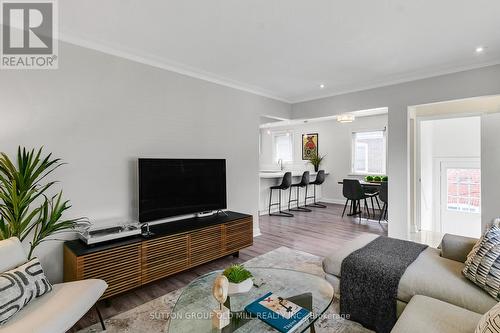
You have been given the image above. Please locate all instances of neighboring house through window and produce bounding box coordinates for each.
[351,130,386,175]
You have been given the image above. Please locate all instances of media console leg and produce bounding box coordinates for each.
[232,251,239,258]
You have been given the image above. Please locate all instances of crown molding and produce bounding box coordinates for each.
[289,60,500,104]
[58,33,292,104]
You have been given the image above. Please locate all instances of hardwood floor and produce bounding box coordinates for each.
[70,203,387,331]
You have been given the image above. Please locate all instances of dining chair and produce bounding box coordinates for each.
[379,181,388,223]
[342,179,377,221]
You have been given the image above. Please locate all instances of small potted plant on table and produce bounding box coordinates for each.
[223,264,253,295]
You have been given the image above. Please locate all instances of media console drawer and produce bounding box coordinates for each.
[63,212,253,299]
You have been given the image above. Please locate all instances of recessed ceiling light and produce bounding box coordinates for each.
[475,46,485,54]
[319,84,325,89]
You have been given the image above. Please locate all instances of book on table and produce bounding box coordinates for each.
[244,292,312,333]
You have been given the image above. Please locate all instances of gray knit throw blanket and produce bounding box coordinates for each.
[340,236,428,333]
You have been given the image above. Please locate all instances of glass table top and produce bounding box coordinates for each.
[168,268,334,333]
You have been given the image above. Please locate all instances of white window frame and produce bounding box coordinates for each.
[351,129,387,175]
[272,131,294,163]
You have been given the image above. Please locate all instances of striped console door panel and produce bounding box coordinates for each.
[189,225,223,267]
[224,217,253,253]
[64,242,142,299]
[141,234,189,285]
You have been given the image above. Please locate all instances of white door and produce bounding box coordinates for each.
[439,160,481,238]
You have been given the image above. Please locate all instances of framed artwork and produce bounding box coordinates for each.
[302,133,318,160]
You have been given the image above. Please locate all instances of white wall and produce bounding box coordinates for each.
[292,64,500,239]
[481,113,500,231]
[0,42,290,282]
[419,117,481,231]
[259,115,388,203]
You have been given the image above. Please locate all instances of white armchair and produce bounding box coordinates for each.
[0,237,107,333]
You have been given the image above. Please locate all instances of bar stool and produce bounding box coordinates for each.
[288,171,312,212]
[306,170,327,208]
[268,172,294,217]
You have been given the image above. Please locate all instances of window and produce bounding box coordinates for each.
[352,130,386,174]
[446,168,481,213]
[273,132,293,163]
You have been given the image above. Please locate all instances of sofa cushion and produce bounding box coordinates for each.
[475,301,500,333]
[0,279,107,333]
[440,233,479,263]
[0,238,27,273]
[391,295,482,333]
[322,233,378,276]
[463,225,500,301]
[399,247,496,314]
[323,234,497,314]
[0,258,52,324]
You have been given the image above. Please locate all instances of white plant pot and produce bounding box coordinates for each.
[227,278,253,295]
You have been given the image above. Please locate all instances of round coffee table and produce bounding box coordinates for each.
[168,268,334,333]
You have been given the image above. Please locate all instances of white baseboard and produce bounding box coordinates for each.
[259,197,378,215]
[259,197,347,216]
[320,198,345,205]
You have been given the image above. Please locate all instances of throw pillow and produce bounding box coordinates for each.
[476,302,500,333]
[463,225,500,300]
[0,258,53,324]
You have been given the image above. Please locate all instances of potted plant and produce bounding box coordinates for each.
[0,147,86,258]
[223,264,253,295]
[365,175,374,182]
[373,176,382,182]
[308,153,325,172]
[382,176,388,182]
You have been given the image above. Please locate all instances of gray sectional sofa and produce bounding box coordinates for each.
[322,233,497,333]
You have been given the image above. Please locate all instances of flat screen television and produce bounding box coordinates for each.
[138,158,227,222]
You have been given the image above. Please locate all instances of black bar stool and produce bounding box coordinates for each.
[379,181,388,223]
[306,170,327,208]
[288,171,312,212]
[268,172,294,217]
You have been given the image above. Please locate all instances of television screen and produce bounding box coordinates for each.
[139,158,227,222]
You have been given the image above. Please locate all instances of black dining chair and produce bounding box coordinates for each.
[268,172,294,217]
[379,181,388,223]
[306,170,327,208]
[341,179,378,221]
[363,185,382,217]
[288,171,312,212]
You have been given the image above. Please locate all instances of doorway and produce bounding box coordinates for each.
[417,116,481,238]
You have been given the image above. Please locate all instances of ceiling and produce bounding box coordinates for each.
[60,1,500,103]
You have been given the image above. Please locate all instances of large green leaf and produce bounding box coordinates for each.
[0,147,80,258]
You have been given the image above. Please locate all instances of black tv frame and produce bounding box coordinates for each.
[138,158,227,222]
